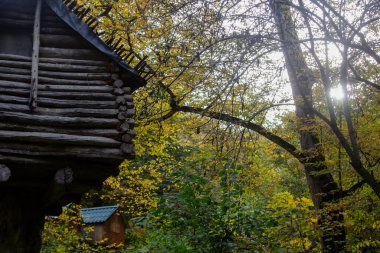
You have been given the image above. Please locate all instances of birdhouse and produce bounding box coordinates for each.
[81,205,125,246]
[0,0,151,250]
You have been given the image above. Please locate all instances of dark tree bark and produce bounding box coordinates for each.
[271,0,345,251]
[0,190,45,253]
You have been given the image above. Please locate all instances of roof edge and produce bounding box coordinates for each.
[44,0,147,90]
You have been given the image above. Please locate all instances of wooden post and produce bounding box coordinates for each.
[29,0,42,110]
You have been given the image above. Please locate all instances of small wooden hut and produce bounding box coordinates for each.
[81,205,125,246]
[0,0,151,251]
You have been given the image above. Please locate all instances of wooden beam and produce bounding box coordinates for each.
[0,54,108,66]
[0,80,114,93]
[0,130,121,147]
[0,102,118,118]
[0,142,126,160]
[0,88,116,101]
[0,123,120,138]
[29,0,42,110]
[0,95,118,109]
[0,111,119,128]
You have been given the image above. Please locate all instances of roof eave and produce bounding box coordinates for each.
[44,0,146,90]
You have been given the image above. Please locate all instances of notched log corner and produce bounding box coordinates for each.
[0,164,11,182]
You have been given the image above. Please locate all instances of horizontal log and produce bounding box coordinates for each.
[0,54,109,67]
[0,111,119,128]
[41,14,63,23]
[0,66,30,75]
[0,11,60,22]
[0,73,30,83]
[40,27,76,35]
[0,122,120,138]
[40,21,71,29]
[0,102,118,118]
[0,80,114,92]
[39,84,114,92]
[38,76,110,85]
[0,60,30,70]
[0,95,117,109]
[0,130,121,147]
[0,142,126,160]
[0,54,110,69]
[39,57,109,67]
[0,72,110,85]
[39,70,112,81]
[0,65,111,80]
[40,47,107,61]
[0,153,54,167]
[0,88,116,101]
[0,18,33,27]
[0,54,30,62]
[0,10,67,29]
[0,11,33,20]
[40,62,109,73]
[40,34,91,49]
[1,5,35,14]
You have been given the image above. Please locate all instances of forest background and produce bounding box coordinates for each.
[41,0,380,252]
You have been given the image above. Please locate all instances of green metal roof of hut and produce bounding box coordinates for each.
[81,205,119,224]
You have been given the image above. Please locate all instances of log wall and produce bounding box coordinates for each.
[0,0,137,212]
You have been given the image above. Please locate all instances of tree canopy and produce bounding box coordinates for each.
[42,0,380,251]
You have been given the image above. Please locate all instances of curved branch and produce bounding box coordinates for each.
[172,104,303,161]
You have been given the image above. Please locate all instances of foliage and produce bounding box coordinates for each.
[41,205,122,252]
[41,0,380,251]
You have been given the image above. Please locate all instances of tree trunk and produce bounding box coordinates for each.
[271,0,345,251]
[0,190,45,253]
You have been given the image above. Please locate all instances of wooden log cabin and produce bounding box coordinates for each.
[0,0,151,251]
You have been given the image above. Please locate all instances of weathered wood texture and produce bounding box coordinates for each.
[85,212,125,246]
[29,0,42,109]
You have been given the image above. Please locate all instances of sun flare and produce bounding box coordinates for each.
[330,86,345,100]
